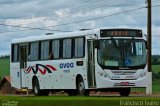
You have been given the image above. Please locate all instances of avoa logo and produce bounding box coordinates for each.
[60,63,74,68]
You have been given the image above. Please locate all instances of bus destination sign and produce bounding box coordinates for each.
[100,29,142,37]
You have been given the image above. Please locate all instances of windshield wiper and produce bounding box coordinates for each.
[111,38,118,49]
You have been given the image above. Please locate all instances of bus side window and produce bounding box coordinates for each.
[40,41,49,60]
[12,44,19,62]
[75,37,84,58]
[52,40,60,59]
[63,38,72,58]
[30,42,39,61]
[49,52,54,60]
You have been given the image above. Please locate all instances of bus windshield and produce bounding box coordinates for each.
[97,39,146,69]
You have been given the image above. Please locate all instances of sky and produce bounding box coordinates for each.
[0,0,160,56]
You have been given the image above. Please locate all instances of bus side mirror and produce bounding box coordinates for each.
[144,34,147,37]
[94,40,100,49]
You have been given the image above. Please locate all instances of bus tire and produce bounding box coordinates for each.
[32,78,41,96]
[77,77,89,96]
[119,88,131,97]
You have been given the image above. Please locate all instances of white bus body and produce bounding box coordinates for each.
[10,28,151,96]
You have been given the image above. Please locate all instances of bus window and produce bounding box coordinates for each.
[75,37,84,58]
[30,42,39,61]
[63,39,72,58]
[41,41,49,60]
[52,40,60,59]
[12,44,19,62]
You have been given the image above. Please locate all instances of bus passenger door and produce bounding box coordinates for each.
[19,45,28,88]
[87,40,96,88]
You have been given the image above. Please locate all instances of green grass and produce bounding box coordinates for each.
[152,79,160,93]
[0,58,10,79]
[1,96,160,100]
[152,65,160,73]
[152,65,160,93]
[0,96,160,106]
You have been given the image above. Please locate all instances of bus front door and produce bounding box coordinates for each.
[87,40,96,88]
[20,45,28,88]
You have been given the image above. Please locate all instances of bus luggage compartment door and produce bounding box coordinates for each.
[87,40,96,88]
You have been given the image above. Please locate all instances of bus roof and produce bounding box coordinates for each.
[11,28,143,44]
[11,29,99,44]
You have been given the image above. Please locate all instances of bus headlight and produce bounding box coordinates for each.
[139,71,147,78]
[99,72,108,78]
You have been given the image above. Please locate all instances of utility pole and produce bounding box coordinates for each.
[147,0,152,72]
[146,0,152,94]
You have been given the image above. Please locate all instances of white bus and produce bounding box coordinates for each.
[10,28,151,96]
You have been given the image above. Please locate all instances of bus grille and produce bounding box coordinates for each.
[111,70,136,75]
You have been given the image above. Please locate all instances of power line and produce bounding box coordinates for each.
[0,4,159,34]
[0,29,32,34]
[152,4,160,7]
[41,4,160,29]
[153,35,160,37]
[62,0,109,13]
[46,0,119,20]
[8,0,118,25]
[4,0,110,25]
[0,5,144,33]
[0,23,71,32]
[0,24,52,31]
[0,0,122,33]
[0,6,149,33]
[68,0,119,15]
[22,2,159,26]
[39,6,147,28]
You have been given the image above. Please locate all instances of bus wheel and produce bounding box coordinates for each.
[33,78,41,96]
[77,78,89,96]
[119,88,131,97]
